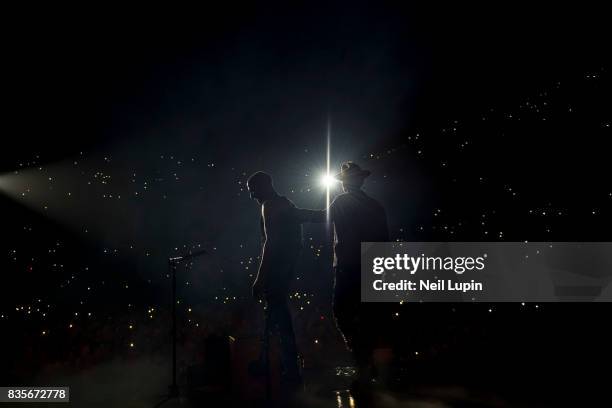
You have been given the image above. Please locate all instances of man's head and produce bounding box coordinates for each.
[335,161,371,192]
[247,171,275,204]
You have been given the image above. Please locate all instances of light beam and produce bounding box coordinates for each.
[326,119,331,223]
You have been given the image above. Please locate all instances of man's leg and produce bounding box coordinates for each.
[265,292,301,383]
[333,268,376,393]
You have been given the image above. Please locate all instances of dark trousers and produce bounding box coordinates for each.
[263,291,300,380]
[333,266,378,370]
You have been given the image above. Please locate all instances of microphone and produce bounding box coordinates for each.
[168,248,208,263]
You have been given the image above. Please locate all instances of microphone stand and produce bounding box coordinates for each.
[154,248,207,408]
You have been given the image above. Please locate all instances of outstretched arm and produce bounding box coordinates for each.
[294,207,328,223]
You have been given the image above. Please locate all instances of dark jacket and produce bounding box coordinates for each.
[329,190,389,268]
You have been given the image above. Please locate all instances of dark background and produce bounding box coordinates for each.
[1,2,610,406]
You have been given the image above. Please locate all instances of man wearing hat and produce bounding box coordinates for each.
[298,161,389,393]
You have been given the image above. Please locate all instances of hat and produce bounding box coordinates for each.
[334,161,371,180]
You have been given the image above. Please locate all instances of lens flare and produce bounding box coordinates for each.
[320,173,337,188]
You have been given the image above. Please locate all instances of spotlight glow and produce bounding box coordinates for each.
[325,118,332,224]
[320,174,337,188]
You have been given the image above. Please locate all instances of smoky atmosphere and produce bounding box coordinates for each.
[1,3,611,407]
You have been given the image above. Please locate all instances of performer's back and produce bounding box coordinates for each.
[259,195,303,292]
[331,189,389,269]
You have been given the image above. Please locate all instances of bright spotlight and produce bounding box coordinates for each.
[320,173,337,188]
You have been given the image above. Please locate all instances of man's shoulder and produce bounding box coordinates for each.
[262,196,295,214]
[280,196,297,208]
[331,192,350,206]
[359,191,385,209]
[335,190,386,213]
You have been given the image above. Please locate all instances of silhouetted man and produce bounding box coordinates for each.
[298,161,389,394]
[247,171,303,390]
